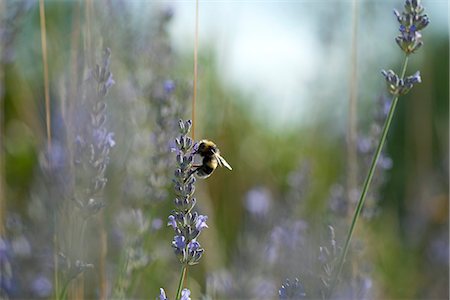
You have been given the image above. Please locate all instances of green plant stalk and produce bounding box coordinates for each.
[59,280,70,300]
[327,55,409,298]
[175,264,188,300]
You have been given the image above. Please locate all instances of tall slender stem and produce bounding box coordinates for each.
[175,264,188,300]
[85,0,94,67]
[99,211,108,300]
[347,0,359,216]
[0,1,5,236]
[327,55,409,298]
[39,2,58,297]
[192,0,199,140]
[53,213,59,297]
[39,0,51,154]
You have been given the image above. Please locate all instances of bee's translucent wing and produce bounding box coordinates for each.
[216,154,232,170]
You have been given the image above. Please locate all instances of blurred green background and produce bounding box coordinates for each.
[0,0,448,299]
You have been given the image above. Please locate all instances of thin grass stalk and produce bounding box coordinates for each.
[347,0,358,216]
[67,0,81,126]
[0,20,5,237]
[0,103,4,237]
[327,55,410,298]
[192,0,199,140]
[39,0,51,154]
[39,1,58,297]
[0,0,4,236]
[99,211,108,300]
[346,2,359,298]
[53,214,59,297]
[85,0,93,67]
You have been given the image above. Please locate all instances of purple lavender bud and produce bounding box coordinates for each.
[180,289,191,300]
[190,247,204,264]
[184,120,192,130]
[406,70,421,84]
[394,9,402,23]
[195,215,208,231]
[105,132,116,148]
[178,119,185,131]
[159,288,168,300]
[164,80,176,94]
[173,235,186,249]
[168,215,177,229]
[105,73,115,90]
[188,240,200,252]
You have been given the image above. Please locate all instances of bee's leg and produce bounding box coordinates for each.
[185,166,200,182]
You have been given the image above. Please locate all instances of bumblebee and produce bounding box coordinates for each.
[189,139,232,179]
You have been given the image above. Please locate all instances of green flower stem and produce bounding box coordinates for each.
[327,54,409,298]
[175,264,188,300]
[59,280,70,300]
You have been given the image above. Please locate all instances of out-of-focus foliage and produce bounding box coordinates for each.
[0,0,447,299]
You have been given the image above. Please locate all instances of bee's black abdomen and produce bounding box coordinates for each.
[196,165,214,178]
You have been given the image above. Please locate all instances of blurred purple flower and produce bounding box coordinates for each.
[357,137,372,154]
[427,235,449,265]
[377,155,393,170]
[11,235,31,258]
[105,132,116,148]
[0,237,13,296]
[245,186,272,216]
[164,80,176,94]
[31,275,52,298]
[152,218,163,230]
[93,128,116,149]
[105,73,115,90]
[279,278,306,299]
[267,220,308,264]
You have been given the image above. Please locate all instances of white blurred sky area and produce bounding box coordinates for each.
[138,1,448,129]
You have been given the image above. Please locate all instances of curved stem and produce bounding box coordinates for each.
[59,280,70,300]
[327,55,409,298]
[175,264,188,300]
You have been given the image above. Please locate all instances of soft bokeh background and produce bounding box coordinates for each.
[0,0,448,299]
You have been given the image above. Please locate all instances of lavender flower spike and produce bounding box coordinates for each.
[393,0,429,54]
[382,69,422,96]
[168,120,207,265]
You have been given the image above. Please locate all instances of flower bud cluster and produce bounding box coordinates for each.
[393,0,429,54]
[74,48,116,219]
[381,69,421,96]
[168,120,207,265]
